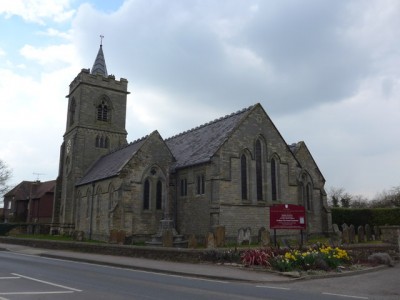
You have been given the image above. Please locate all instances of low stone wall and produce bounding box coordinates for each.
[380,226,400,246]
[0,236,205,263]
[341,243,398,263]
[0,236,397,264]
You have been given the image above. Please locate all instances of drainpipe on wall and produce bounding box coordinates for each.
[89,181,95,240]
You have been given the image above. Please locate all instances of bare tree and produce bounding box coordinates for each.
[0,159,12,198]
[350,194,369,208]
[328,187,351,207]
[371,186,400,208]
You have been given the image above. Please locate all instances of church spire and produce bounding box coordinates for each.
[91,35,108,77]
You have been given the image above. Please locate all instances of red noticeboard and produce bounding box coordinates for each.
[270,204,306,230]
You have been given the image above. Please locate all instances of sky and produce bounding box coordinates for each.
[0,0,399,204]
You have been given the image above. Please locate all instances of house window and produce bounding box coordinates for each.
[255,140,263,201]
[156,180,162,210]
[241,154,247,200]
[97,100,108,121]
[196,174,205,195]
[6,201,11,210]
[271,158,277,201]
[143,179,150,210]
[180,178,187,196]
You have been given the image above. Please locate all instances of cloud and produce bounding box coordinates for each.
[2,0,400,201]
[0,0,76,24]
[20,43,77,67]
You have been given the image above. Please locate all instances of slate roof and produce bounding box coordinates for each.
[4,180,56,200]
[91,45,108,77]
[166,105,255,169]
[77,136,148,186]
[77,105,255,186]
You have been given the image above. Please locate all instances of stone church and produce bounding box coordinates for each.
[51,44,331,244]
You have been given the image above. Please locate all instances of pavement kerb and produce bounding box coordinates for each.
[38,253,286,283]
[0,243,394,284]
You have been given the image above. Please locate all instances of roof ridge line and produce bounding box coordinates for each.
[166,104,254,141]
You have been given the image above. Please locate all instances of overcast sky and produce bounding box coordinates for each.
[1,0,399,203]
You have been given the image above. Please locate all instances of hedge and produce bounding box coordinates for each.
[332,208,400,228]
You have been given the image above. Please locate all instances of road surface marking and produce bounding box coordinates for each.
[12,273,82,292]
[256,285,291,290]
[38,255,230,283]
[0,291,74,295]
[322,292,368,299]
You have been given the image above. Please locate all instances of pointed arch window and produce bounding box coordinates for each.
[255,140,263,201]
[143,179,150,210]
[156,180,162,210]
[271,158,277,201]
[86,190,91,218]
[306,183,313,211]
[97,100,108,121]
[241,154,248,200]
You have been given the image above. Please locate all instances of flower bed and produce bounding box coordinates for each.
[241,244,351,272]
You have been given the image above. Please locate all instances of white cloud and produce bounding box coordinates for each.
[0,47,5,56]
[0,0,76,24]
[38,28,73,40]
[2,0,400,201]
[20,43,77,66]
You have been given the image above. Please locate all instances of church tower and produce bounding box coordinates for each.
[52,42,129,234]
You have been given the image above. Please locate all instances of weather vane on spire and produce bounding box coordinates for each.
[100,34,104,46]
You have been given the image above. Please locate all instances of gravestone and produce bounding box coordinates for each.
[365,224,372,241]
[214,226,225,247]
[27,225,33,235]
[342,223,350,244]
[358,225,365,243]
[187,234,197,249]
[259,228,271,247]
[206,232,215,249]
[74,230,84,242]
[374,225,380,240]
[34,225,41,235]
[237,228,245,245]
[243,227,252,245]
[162,229,173,247]
[332,224,342,245]
[116,230,126,244]
[349,224,356,243]
[109,229,118,244]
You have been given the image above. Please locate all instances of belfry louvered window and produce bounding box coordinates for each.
[97,100,108,121]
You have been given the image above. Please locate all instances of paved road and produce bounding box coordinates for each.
[2,250,393,300]
[280,263,400,300]
[0,248,399,300]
